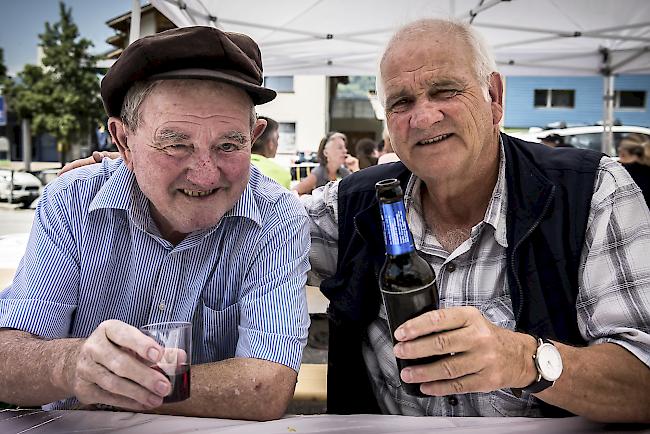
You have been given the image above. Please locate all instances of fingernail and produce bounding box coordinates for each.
[394,343,403,357]
[401,368,413,382]
[395,328,406,340]
[155,380,169,396]
[147,348,160,362]
[148,395,163,406]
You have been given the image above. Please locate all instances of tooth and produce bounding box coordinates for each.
[182,188,215,197]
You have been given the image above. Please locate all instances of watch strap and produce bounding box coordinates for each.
[512,336,555,397]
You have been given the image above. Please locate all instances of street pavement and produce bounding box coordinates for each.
[0,204,35,236]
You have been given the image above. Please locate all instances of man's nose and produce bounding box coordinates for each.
[409,100,444,130]
[185,151,220,187]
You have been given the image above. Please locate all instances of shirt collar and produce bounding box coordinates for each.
[484,137,508,248]
[88,159,134,212]
[221,167,263,228]
[88,159,160,236]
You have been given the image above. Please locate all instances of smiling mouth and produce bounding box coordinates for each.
[180,188,216,197]
[418,133,452,145]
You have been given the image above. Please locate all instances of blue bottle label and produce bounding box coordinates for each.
[379,202,414,256]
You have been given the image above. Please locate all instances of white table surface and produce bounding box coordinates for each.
[1,409,648,434]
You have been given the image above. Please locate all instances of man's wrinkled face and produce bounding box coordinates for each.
[381,32,503,185]
[116,80,263,243]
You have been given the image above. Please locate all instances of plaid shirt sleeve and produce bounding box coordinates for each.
[300,181,341,285]
[578,156,650,367]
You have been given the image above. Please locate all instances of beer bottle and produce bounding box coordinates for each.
[375,178,441,397]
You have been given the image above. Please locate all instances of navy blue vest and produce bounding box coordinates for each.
[321,133,602,415]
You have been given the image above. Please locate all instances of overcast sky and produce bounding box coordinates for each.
[0,0,136,76]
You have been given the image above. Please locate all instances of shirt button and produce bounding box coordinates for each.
[446,262,457,272]
[158,301,166,311]
[448,395,459,406]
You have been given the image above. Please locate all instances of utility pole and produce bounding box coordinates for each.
[21,118,31,172]
[129,0,141,45]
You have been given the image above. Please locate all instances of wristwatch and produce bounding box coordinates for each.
[514,336,563,396]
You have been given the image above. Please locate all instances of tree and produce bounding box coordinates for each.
[0,48,7,84]
[6,2,104,165]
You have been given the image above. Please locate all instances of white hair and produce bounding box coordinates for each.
[376,18,497,106]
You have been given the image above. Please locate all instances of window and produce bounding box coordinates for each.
[263,76,294,93]
[534,89,575,108]
[278,122,296,153]
[564,133,601,152]
[615,91,646,109]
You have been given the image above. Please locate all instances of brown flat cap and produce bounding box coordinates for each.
[101,26,276,117]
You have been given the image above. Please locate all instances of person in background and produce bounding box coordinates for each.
[95,124,110,151]
[293,131,358,195]
[355,138,380,169]
[377,128,400,164]
[618,135,650,207]
[540,134,573,148]
[251,116,291,188]
[304,18,650,421]
[0,26,310,420]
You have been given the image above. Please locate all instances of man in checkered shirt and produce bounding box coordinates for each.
[305,18,649,422]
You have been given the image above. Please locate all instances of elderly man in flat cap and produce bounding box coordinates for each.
[0,27,310,420]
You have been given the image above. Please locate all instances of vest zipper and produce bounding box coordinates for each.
[510,185,556,323]
[353,217,382,282]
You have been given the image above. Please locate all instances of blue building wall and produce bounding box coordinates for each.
[504,75,650,128]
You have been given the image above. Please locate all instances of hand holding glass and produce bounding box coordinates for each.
[139,321,192,403]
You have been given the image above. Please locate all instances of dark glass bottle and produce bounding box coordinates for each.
[375,178,441,397]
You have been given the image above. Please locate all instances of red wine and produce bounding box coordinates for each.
[154,364,191,403]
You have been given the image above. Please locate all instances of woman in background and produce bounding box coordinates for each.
[293,132,358,195]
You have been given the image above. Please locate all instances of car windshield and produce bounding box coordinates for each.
[564,133,602,152]
[563,131,650,155]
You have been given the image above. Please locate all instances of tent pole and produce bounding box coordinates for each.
[603,74,615,155]
[600,47,615,155]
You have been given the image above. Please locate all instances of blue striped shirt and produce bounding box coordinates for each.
[0,158,311,409]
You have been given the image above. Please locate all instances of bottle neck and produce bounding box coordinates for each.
[379,200,415,256]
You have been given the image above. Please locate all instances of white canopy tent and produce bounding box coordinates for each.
[146,0,650,152]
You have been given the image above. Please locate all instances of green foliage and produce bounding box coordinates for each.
[336,76,377,99]
[4,2,104,160]
[0,48,7,83]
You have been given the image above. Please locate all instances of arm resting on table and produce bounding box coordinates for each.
[535,342,650,423]
[0,329,297,420]
[0,329,81,406]
[156,357,297,420]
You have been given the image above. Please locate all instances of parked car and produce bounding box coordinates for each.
[509,125,650,156]
[0,169,43,207]
[33,168,60,186]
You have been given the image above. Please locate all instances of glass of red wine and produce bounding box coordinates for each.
[139,321,192,403]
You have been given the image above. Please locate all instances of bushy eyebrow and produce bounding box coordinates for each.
[155,128,190,142]
[222,131,247,144]
[384,88,410,107]
[385,78,464,106]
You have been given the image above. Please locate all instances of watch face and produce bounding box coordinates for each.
[537,343,563,381]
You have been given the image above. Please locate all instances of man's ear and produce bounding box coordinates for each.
[488,72,504,126]
[108,117,134,170]
[251,117,267,146]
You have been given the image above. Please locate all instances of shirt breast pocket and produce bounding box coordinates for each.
[200,301,240,364]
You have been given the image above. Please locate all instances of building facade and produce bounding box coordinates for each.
[504,75,650,128]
